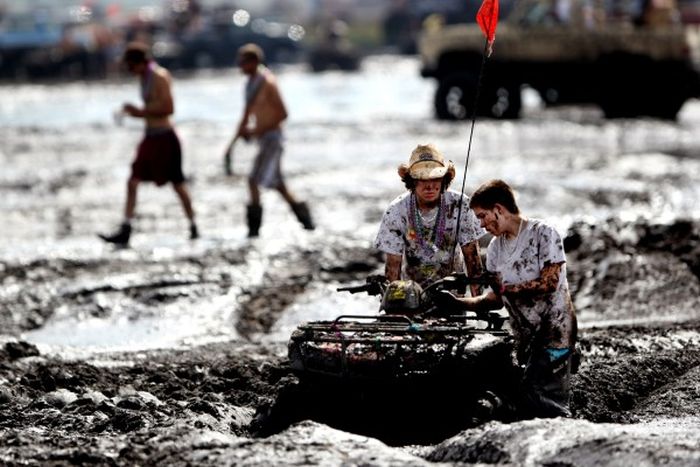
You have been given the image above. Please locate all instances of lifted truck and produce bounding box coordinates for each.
[419,0,700,119]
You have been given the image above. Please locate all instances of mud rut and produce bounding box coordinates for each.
[1,218,699,460]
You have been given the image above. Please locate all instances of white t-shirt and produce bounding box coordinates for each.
[374,190,484,287]
[486,218,576,349]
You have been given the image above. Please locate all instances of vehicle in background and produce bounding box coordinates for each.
[307,19,360,72]
[381,0,517,54]
[419,0,700,120]
[158,7,304,70]
[0,4,305,81]
[0,7,119,81]
[0,11,62,79]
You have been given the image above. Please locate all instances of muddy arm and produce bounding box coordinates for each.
[384,254,402,282]
[503,262,562,297]
[462,241,484,297]
[450,290,503,313]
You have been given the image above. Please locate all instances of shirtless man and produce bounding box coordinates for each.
[233,43,314,237]
[99,42,198,246]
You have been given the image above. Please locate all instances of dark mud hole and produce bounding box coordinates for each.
[1,219,700,463]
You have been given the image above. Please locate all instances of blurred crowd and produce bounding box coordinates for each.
[0,0,697,81]
[0,0,497,81]
[0,0,311,80]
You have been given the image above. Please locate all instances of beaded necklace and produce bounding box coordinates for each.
[409,193,447,255]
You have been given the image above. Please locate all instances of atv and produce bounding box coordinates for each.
[252,273,520,445]
[288,273,512,381]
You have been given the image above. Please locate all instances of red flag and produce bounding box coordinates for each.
[476,0,499,55]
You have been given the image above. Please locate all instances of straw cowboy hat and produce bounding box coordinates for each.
[398,144,456,180]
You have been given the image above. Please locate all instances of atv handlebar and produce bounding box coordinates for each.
[422,271,499,296]
[336,274,387,296]
[336,272,497,297]
[336,285,371,293]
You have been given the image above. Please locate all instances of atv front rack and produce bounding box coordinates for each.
[288,313,509,380]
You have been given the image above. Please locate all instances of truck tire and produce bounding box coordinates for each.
[485,81,522,119]
[597,54,687,120]
[435,73,521,120]
[645,64,690,119]
[434,73,476,120]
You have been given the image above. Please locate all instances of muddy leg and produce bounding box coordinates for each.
[125,176,139,220]
[275,180,296,206]
[518,351,572,419]
[277,181,314,230]
[248,177,261,207]
[172,182,195,221]
[173,182,198,239]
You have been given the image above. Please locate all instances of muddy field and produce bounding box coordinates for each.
[1,56,700,465]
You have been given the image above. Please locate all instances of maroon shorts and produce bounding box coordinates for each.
[131,129,185,186]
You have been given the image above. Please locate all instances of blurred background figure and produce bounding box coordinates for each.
[308,18,359,72]
[99,42,198,246]
[1,0,697,83]
[232,42,314,237]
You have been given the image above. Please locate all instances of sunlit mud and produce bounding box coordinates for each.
[1,56,699,465]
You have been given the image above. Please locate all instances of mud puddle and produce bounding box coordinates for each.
[2,179,700,464]
[2,317,699,465]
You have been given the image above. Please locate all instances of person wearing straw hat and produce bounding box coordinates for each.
[439,179,578,419]
[374,144,485,296]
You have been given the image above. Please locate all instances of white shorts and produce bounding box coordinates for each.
[250,130,284,188]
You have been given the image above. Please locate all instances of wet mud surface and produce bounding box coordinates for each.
[1,217,699,465]
[2,59,700,464]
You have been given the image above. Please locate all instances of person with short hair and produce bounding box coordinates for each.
[232,42,314,237]
[99,42,198,246]
[374,144,485,296]
[440,179,578,419]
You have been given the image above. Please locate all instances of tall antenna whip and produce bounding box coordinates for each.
[450,0,500,262]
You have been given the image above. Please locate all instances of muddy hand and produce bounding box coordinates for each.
[123,103,141,117]
[487,272,504,296]
[112,108,125,126]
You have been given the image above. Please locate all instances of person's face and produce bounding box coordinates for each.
[238,56,258,75]
[473,205,503,236]
[414,178,443,205]
[125,60,146,76]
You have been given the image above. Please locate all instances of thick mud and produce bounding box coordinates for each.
[1,58,700,464]
[1,218,699,465]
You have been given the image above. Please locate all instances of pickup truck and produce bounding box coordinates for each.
[419,0,700,119]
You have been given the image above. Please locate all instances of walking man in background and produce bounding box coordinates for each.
[232,43,314,237]
[99,42,198,246]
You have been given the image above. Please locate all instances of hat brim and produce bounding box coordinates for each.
[410,162,447,180]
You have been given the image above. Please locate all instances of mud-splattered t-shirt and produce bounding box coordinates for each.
[486,219,576,350]
[374,190,484,287]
